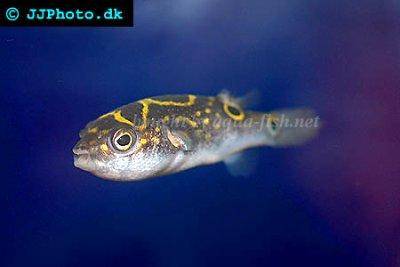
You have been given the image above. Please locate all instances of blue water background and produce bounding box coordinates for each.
[1,1,399,266]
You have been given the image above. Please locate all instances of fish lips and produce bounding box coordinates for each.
[73,141,93,171]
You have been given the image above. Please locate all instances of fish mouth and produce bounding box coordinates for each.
[73,140,89,155]
[73,142,93,171]
[73,153,94,172]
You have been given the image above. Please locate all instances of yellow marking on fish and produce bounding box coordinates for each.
[139,95,196,130]
[163,116,170,123]
[203,118,210,125]
[100,143,109,153]
[114,110,134,126]
[138,102,150,131]
[195,111,202,117]
[140,138,148,145]
[205,108,212,114]
[88,127,98,134]
[223,103,245,121]
[151,136,160,145]
[99,110,134,126]
[101,129,111,135]
[175,116,198,128]
[155,127,161,132]
[147,95,196,107]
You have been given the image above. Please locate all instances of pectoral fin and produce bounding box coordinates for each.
[164,127,193,152]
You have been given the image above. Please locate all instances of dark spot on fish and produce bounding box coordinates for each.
[227,105,241,116]
[270,120,277,131]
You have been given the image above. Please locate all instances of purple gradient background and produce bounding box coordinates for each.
[1,0,399,266]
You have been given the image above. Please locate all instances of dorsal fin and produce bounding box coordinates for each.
[217,89,260,108]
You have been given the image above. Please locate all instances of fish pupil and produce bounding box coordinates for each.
[117,134,131,146]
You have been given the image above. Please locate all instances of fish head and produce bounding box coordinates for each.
[73,114,176,181]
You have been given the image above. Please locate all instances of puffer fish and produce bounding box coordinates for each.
[73,91,320,181]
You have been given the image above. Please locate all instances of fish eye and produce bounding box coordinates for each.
[112,129,135,151]
[223,102,245,121]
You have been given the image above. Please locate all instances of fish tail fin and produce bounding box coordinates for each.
[261,108,321,147]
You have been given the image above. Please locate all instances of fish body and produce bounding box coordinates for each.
[73,92,319,181]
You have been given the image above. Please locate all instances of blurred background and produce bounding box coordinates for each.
[1,0,399,266]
